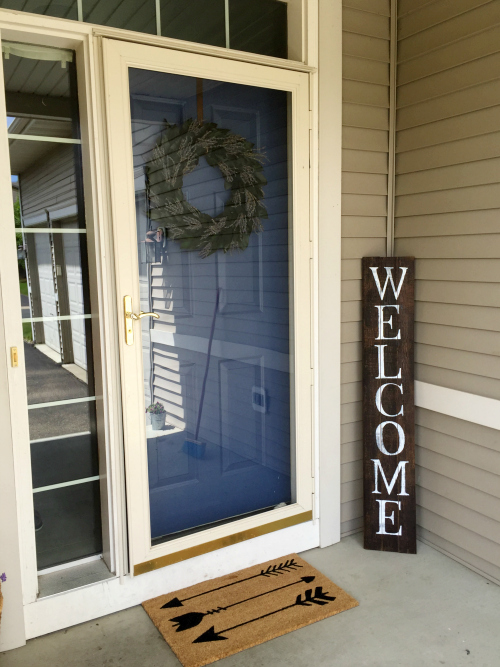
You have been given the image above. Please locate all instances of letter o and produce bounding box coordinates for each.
[375,421,405,456]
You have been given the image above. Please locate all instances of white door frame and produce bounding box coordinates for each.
[0,1,344,649]
[102,37,314,576]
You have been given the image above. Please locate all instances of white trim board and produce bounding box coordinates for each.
[415,381,500,432]
[317,0,342,548]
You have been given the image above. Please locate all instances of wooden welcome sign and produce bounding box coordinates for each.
[362,257,416,554]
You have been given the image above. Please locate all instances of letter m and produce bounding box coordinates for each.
[371,459,409,496]
[370,266,408,300]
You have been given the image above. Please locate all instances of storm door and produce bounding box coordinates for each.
[103,39,313,574]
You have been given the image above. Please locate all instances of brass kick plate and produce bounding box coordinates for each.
[124,295,134,346]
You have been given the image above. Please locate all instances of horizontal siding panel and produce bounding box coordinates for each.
[342,193,387,216]
[341,438,362,463]
[415,321,500,356]
[396,158,500,196]
[415,344,500,380]
[341,236,386,257]
[417,426,500,475]
[342,216,387,238]
[418,487,500,546]
[417,507,500,568]
[342,382,362,406]
[395,232,500,256]
[418,467,500,524]
[341,301,362,323]
[343,79,390,107]
[415,301,500,332]
[397,80,500,130]
[416,408,500,451]
[342,148,388,174]
[398,52,500,108]
[343,0,390,17]
[396,132,500,174]
[398,2,500,62]
[340,341,362,364]
[398,0,435,19]
[341,403,362,426]
[342,279,361,302]
[342,172,388,195]
[396,183,500,216]
[341,478,363,503]
[414,258,500,283]
[342,31,390,62]
[398,0,493,40]
[341,500,363,525]
[397,106,500,152]
[341,359,362,386]
[415,279,500,307]
[343,6,390,39]
[341,322,362,345]
[418,447,500,499]
[343,55,389,86]
[343,103,389,130]
[395,210,500,237]
[416,363,500,401]
[341,515,364,535]
[343,126,389,152]
[341,459,363,483]
[418,526,500,585]
[398,25,500,85]
[342,259,363,280]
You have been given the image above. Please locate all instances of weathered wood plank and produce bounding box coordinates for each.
[363,257,416,553]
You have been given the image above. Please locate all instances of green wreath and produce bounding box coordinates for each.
[146,118,268,258]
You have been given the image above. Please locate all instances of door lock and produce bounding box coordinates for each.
[123,295,159,346]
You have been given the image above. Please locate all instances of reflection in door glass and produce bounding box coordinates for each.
[129,70,294,544]
[4,47,102,571]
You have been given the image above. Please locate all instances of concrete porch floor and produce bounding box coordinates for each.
[2,533,499,667]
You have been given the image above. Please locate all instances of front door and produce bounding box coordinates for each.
[103,39,313,574]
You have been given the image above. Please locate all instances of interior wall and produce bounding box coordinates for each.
[394,0,500,582]
[340,0,391,536]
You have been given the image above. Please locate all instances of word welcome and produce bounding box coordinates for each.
[362,258,416,554]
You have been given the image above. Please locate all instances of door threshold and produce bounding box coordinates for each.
[38,557,114,599]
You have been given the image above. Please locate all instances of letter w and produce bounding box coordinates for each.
[370,266,408,300]
[371,459,409,496]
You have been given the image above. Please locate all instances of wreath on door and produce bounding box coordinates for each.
[146,118,268,258]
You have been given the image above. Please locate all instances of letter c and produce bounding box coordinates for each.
[375,383,404,417]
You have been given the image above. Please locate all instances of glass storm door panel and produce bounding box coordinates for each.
[131,71,293,543]
[2,44,102,572]
[103,40,312,570]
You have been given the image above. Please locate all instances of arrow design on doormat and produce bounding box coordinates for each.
[161,559,303,609]
[192,587,337,643]
[170,576,316,632]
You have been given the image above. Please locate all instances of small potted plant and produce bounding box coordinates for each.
[146,402,166,431]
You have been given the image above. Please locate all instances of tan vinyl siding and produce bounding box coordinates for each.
[395,2,500,401]
[341,0,390,536]
[416,408,500,585]
[395,0,500,581]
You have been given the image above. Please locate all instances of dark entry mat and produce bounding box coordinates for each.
[143,553,358,667]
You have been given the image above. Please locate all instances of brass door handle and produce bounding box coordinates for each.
[123,295,159,345]
[131,311,160,321]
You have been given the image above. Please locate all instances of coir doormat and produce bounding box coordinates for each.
[143,553,358,667]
